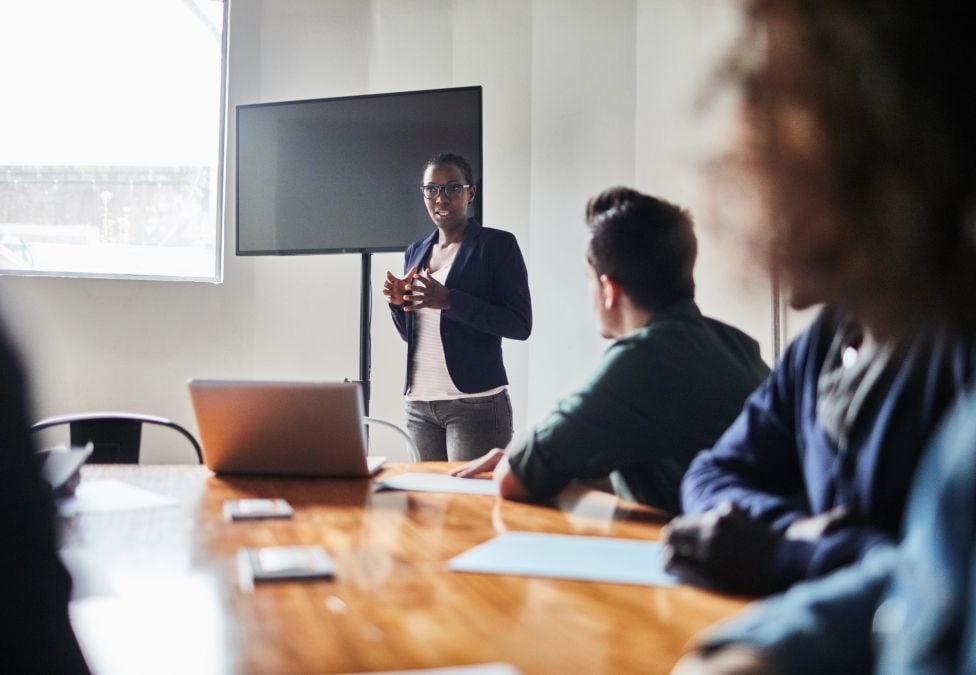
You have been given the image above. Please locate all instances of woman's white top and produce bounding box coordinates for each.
[406,257,505,402]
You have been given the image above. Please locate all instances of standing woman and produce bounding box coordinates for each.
[384,153,531,461]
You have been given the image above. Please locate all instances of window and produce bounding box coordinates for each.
[0,0,226,281]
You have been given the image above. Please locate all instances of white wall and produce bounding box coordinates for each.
[635,1,775,360]
[1,0,773,463]
[524,0,774,424]
[525,1,638,422]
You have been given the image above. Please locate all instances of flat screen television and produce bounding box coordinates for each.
[236,86,483,255]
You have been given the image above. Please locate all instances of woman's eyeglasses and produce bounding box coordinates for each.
[421,183,471,199]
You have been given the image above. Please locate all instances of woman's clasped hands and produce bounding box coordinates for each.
[383,265,452,311]
[383,265,416,306]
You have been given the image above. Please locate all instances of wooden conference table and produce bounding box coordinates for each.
[65,464,747,675]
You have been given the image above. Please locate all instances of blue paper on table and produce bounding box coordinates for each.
[447,532,679,587]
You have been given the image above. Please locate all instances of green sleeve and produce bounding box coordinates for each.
[506,340,665,499]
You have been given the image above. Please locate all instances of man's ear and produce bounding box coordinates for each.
[599,274,621,310]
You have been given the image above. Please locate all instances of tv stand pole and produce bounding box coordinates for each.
[359,251,372,417]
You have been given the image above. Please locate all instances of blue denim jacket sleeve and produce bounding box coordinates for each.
[874,386,976,673]
[698,545,897,675]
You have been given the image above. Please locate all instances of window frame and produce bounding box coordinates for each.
[0,0,229,284]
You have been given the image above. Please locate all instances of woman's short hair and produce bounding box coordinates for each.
[731,1,976,333]
[586,187,697,312]
[426,153,474,185]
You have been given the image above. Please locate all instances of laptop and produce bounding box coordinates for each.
[188,380,386,477]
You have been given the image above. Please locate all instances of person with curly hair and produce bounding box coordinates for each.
[670,1,976,672]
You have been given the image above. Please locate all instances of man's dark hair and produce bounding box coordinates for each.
[426,153,474,185]
[585,187,697,311]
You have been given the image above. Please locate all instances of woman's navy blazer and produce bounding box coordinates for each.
[390,219,532,394]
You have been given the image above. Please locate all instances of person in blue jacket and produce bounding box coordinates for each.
[676,390,976,674]
[659,3,976,598]
[384,153,531,461]
[665,308,974,595]
[667,0,976,672]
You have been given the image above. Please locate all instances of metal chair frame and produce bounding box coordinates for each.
[31,412,203,464]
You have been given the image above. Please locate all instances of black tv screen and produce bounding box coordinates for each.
[236,86,482,255]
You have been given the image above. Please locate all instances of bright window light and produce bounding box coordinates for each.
[0,0,226,281]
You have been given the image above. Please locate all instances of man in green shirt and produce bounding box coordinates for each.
[453,187,770,513]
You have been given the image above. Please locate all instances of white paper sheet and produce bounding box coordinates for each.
[59,479,179,515]
[447,532,679,587]
[60,547,115,600]
[374,472,497,496]
[344,664,520,675]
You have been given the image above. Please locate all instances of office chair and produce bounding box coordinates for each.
[363,416,420,462]
[31,412,203,465]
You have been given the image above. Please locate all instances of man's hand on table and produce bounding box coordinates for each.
[449,448,532,501]
[451,448,505,477]
[660,502,781,595]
